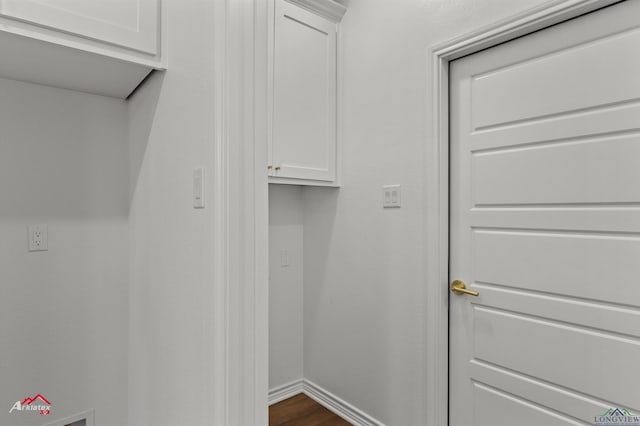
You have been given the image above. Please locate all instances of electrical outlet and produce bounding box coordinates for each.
[28,224,48,252]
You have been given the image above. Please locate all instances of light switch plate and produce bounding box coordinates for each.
[194,167,205,209]
[383,185,401,208]
[28,224,48,252]
[280,250,289,267]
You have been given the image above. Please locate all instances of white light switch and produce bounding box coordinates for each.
[383,185,401,208]
[194,167,205,208]
[280,250,289,267]
[28,224,48,252]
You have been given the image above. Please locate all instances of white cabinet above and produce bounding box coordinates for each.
[0,0,164,98]
[0,0,159,55]
[268,0,346,186]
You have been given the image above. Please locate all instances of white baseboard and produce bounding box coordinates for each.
[269,379,385,426]
[302,380,385,426]
[268,379,304,405]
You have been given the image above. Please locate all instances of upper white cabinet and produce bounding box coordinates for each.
[0,0,159,55]
[268,0,346,186]
[0,0,164,98]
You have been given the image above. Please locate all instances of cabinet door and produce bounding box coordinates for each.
[272,0,337,182]
[0,0,158,54]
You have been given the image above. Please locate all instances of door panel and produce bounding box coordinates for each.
[472,134,640,205]
[473,229,640,306]
[470,360,611,424]
[474,384,583,426]
[471,28,640,130]
[472,283,640,338]
[474,307,640,409]
[450,2,640,425]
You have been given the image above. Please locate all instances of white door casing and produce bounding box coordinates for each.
[449,1,640,425]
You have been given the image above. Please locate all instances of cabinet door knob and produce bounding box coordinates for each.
[275,166,281,171]
[267,165,273,170]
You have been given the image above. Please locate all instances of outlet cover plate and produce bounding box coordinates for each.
[28,224,48,252]
[194,167,205,208]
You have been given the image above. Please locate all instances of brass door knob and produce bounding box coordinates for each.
[451,280,479,297]
[275,166,281,171]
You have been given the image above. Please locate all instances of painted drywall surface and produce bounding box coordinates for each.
[302,0,548,424]
[269,185,304,390]
[127,2,218,425]
[0,78,128,426]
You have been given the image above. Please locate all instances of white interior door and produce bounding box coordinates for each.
[450,2,640,425]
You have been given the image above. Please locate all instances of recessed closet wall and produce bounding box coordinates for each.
[269,185,304,389]
[269,183,339,394]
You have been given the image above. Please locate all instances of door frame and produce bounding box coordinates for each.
[426,1,618,425]
[216,0,270,424]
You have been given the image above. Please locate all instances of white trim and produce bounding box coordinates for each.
[268,379,305,405]
[268,177,341,187]
[41,409,94,426]
[213,0,269,424]
[254,0,272,423]
[426,1,619,426]
[303,380,385,426]
[334,4,344,188]
[284,0,347,23]
[211,0,229,424]
[227,0,270,423]
[268,379,385,426]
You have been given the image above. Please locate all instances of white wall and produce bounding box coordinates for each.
[269,185,304,390]
[127,2,219,425]
[302,0,548,424]
[0,78,128,426]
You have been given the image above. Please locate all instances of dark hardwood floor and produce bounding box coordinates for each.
[269,393,352,426]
